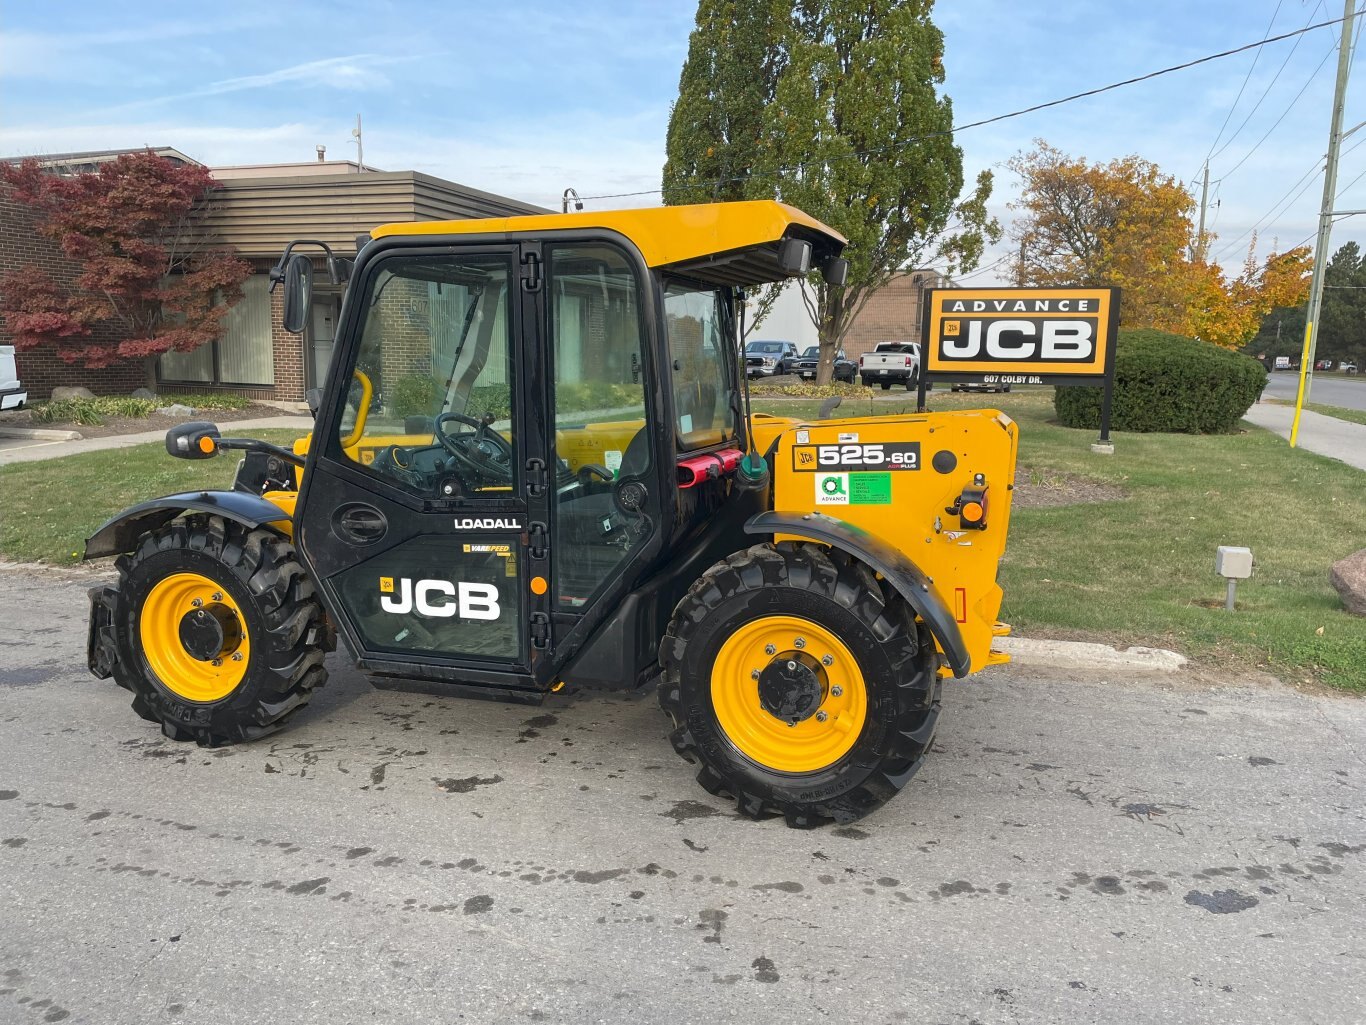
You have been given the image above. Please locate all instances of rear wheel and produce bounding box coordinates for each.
[108,515,332,746]
[658,543,940,827]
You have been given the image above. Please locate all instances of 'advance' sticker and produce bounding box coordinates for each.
[793,442,920,472]
[815,471,893,505]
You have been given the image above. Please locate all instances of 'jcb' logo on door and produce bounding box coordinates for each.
[379,578,501,620]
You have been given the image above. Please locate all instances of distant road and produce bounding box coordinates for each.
[1262,371,1366,412]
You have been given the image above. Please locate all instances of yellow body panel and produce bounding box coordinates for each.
[766,409,1018,676]
[371,201,846,270]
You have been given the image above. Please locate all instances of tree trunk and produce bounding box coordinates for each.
[816,286,845,385]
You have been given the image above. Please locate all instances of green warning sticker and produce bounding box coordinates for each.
[849,472,892,505]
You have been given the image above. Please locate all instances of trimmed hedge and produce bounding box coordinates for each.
[1054,328,1267,434]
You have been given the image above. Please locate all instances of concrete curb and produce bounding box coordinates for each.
[0,426,82,441]
[996,636,1188,672]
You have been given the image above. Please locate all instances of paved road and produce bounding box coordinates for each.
[1,568,1363,1025]
[0,416,313,467]
[1263,371,1366,411]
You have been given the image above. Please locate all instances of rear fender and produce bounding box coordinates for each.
[83,491,291,560]
[744,509,971,678]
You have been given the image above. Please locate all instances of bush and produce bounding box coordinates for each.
[1054,329,1267,434]
[750,382,874,399]
[31,397,157,425]
[169,393,252,411]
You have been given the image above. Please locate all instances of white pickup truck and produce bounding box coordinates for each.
[0,345,27,411]
[858,341,921,389]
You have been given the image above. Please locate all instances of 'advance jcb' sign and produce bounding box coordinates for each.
[922,287,1120,385]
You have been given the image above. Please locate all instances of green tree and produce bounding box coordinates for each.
[1246,242,1366,366]
[663,0,998,382]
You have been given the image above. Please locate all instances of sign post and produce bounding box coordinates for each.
[917,286,1121,451]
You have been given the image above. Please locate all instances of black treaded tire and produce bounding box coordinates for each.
[658,542,940,828]
[108,515,332,746]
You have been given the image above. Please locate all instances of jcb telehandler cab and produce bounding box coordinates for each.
[85,201,1018,827]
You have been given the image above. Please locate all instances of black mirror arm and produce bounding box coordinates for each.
[269,239,349,290]
[215,437,306,468]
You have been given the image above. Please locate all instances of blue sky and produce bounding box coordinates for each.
[1,0,1362,284]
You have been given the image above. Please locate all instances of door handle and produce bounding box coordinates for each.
[333,503,388,544]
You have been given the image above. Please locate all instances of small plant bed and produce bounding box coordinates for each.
[0,394,287,439]
[1011,466,1129,509]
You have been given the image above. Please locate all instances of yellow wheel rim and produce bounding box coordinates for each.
[710,615,867,773]
[139,572,250,703]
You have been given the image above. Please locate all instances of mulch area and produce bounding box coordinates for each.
[1011,469,1128,509]
[0,403,294,440]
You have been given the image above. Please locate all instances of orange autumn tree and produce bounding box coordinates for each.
[1008,141,1310,348]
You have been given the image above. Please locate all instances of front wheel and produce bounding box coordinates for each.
[104,515,332,746]
[658,543,940,827]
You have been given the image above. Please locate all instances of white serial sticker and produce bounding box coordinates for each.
[795,429,810,445]
[815,472,849,505]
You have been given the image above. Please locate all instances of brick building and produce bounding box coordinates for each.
[841,269,949,361]
[0,149,544,402]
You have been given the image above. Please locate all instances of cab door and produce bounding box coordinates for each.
[294,243,551,693]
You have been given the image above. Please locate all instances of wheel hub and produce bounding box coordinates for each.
[757,652,826,725]
[177,604,241,662]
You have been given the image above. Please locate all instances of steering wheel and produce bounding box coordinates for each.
[435,412,514,483]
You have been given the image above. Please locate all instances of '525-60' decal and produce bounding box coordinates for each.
[792,442,920,472]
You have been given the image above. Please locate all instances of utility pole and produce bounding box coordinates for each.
[1196,162,1210,261]
[1292,0,1356,441]
[351,115,364,174]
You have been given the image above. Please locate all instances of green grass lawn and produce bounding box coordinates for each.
[3,395,1364,691]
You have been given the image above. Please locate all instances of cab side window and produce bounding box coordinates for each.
[663,282,736,450]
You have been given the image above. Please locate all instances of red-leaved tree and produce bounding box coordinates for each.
[0,151,250,368]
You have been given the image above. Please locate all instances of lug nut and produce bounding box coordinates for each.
[794,637,806,649]
[190,598,203,607]
[764,644,776,655]
[211,658,222,667]
[751,669,761,680]
[831,685,843,697]
[816,711,828,722]
[211,592,223,602]
[821,655,833,667]
[231,652,244,662]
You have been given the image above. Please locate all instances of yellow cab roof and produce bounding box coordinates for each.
[371,200,846,272]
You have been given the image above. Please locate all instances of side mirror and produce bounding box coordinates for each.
[165,421,222,460]
[777,237,812,276]
[282,254,313,334]
[822,257,849,286]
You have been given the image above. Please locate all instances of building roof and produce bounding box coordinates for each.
[195,170,549,258]
[370,200,847,272]
[1,147,200,171]
[210,160,369,180]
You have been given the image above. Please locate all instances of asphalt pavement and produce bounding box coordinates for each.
[1261,371,1366,411]
[1,567,1363,1024]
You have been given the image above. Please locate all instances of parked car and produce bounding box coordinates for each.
[0,345,26,411]
[1273,356,1292,371]
[794,345,856,383]
[858,341,921,389]
[744,340,800,377]
[1340,360,1358,374]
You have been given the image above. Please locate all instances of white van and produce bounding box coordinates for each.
[0,345,27,410]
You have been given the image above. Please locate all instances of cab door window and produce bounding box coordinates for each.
[548,244,654,609]
[336,254,516,498]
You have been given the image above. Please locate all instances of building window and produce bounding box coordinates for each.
[158,274,274,386]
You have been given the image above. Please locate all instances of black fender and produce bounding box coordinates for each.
[83,491,291,560]
[744,509,971,678]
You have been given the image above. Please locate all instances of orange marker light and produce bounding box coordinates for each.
[961,501,984,522]
[198,436,216,454]
[530,575,548,596]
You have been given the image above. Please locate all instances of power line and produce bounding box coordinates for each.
[581,6,1365,203]
[1205,0,1289,165]
[1218,37,1340,182]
